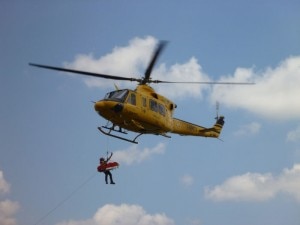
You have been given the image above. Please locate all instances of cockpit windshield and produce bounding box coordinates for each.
[104,90,129,102]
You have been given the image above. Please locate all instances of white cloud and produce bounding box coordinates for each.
[180,174,194,187]
[112,143,166,165]
[0,200,20,225]
[205,173,275,202]
[65,36,210,99]
[64,36,157,89]
[205,164,300,202]
[0,171,10,195]
[287,125,300,142]
[233,122,261,136]
[56,204,175,225]
[0,170,19,225]
[279,164,300,200]
[211,56,300,120]
[153,58,210,99]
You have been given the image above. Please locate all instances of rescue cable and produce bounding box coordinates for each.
[33,171,97,225]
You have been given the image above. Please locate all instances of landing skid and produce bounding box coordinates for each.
[98,126,143,144]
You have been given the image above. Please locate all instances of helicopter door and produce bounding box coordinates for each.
[127,93,136,105]
[142,97,147,107]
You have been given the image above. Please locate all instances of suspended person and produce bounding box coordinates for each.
[97,152,115,184]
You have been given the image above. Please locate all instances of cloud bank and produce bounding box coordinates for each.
[56,204,175,225]
[205,164,300,202]
[64,36,157,90]
[65,36,300,120]
[210,56,300,120]
[65,36,210,99]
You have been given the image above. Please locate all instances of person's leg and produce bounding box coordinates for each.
[104,172,109,184]
[107,171,115,184]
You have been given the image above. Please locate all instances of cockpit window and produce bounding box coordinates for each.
[104,90,129,102]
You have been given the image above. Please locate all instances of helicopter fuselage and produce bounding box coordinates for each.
[94,84,224,138]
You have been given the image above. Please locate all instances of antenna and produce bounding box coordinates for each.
[114,83,119,90]
[215,101,220,120]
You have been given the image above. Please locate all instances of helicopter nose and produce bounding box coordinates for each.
[94,101,105,112]
[94,101,123,113]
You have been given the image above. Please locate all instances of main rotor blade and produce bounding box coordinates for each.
[151,80,255,85]
[29,63,141,82]
[143,41,168,84]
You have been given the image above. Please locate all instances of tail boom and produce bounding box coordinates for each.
[171,116,225,138]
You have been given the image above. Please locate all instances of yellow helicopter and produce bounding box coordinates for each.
[29,41,252,144]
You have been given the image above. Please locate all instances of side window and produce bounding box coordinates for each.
[150,99,158,112]
[158,104,166,116]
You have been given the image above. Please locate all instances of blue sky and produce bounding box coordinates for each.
[1,1,300,225]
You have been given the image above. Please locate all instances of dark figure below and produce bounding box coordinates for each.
[97,153,115,184]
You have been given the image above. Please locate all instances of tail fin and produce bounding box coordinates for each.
[212,116,225,138]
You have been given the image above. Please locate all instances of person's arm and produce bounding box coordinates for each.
[106,152,113,161]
